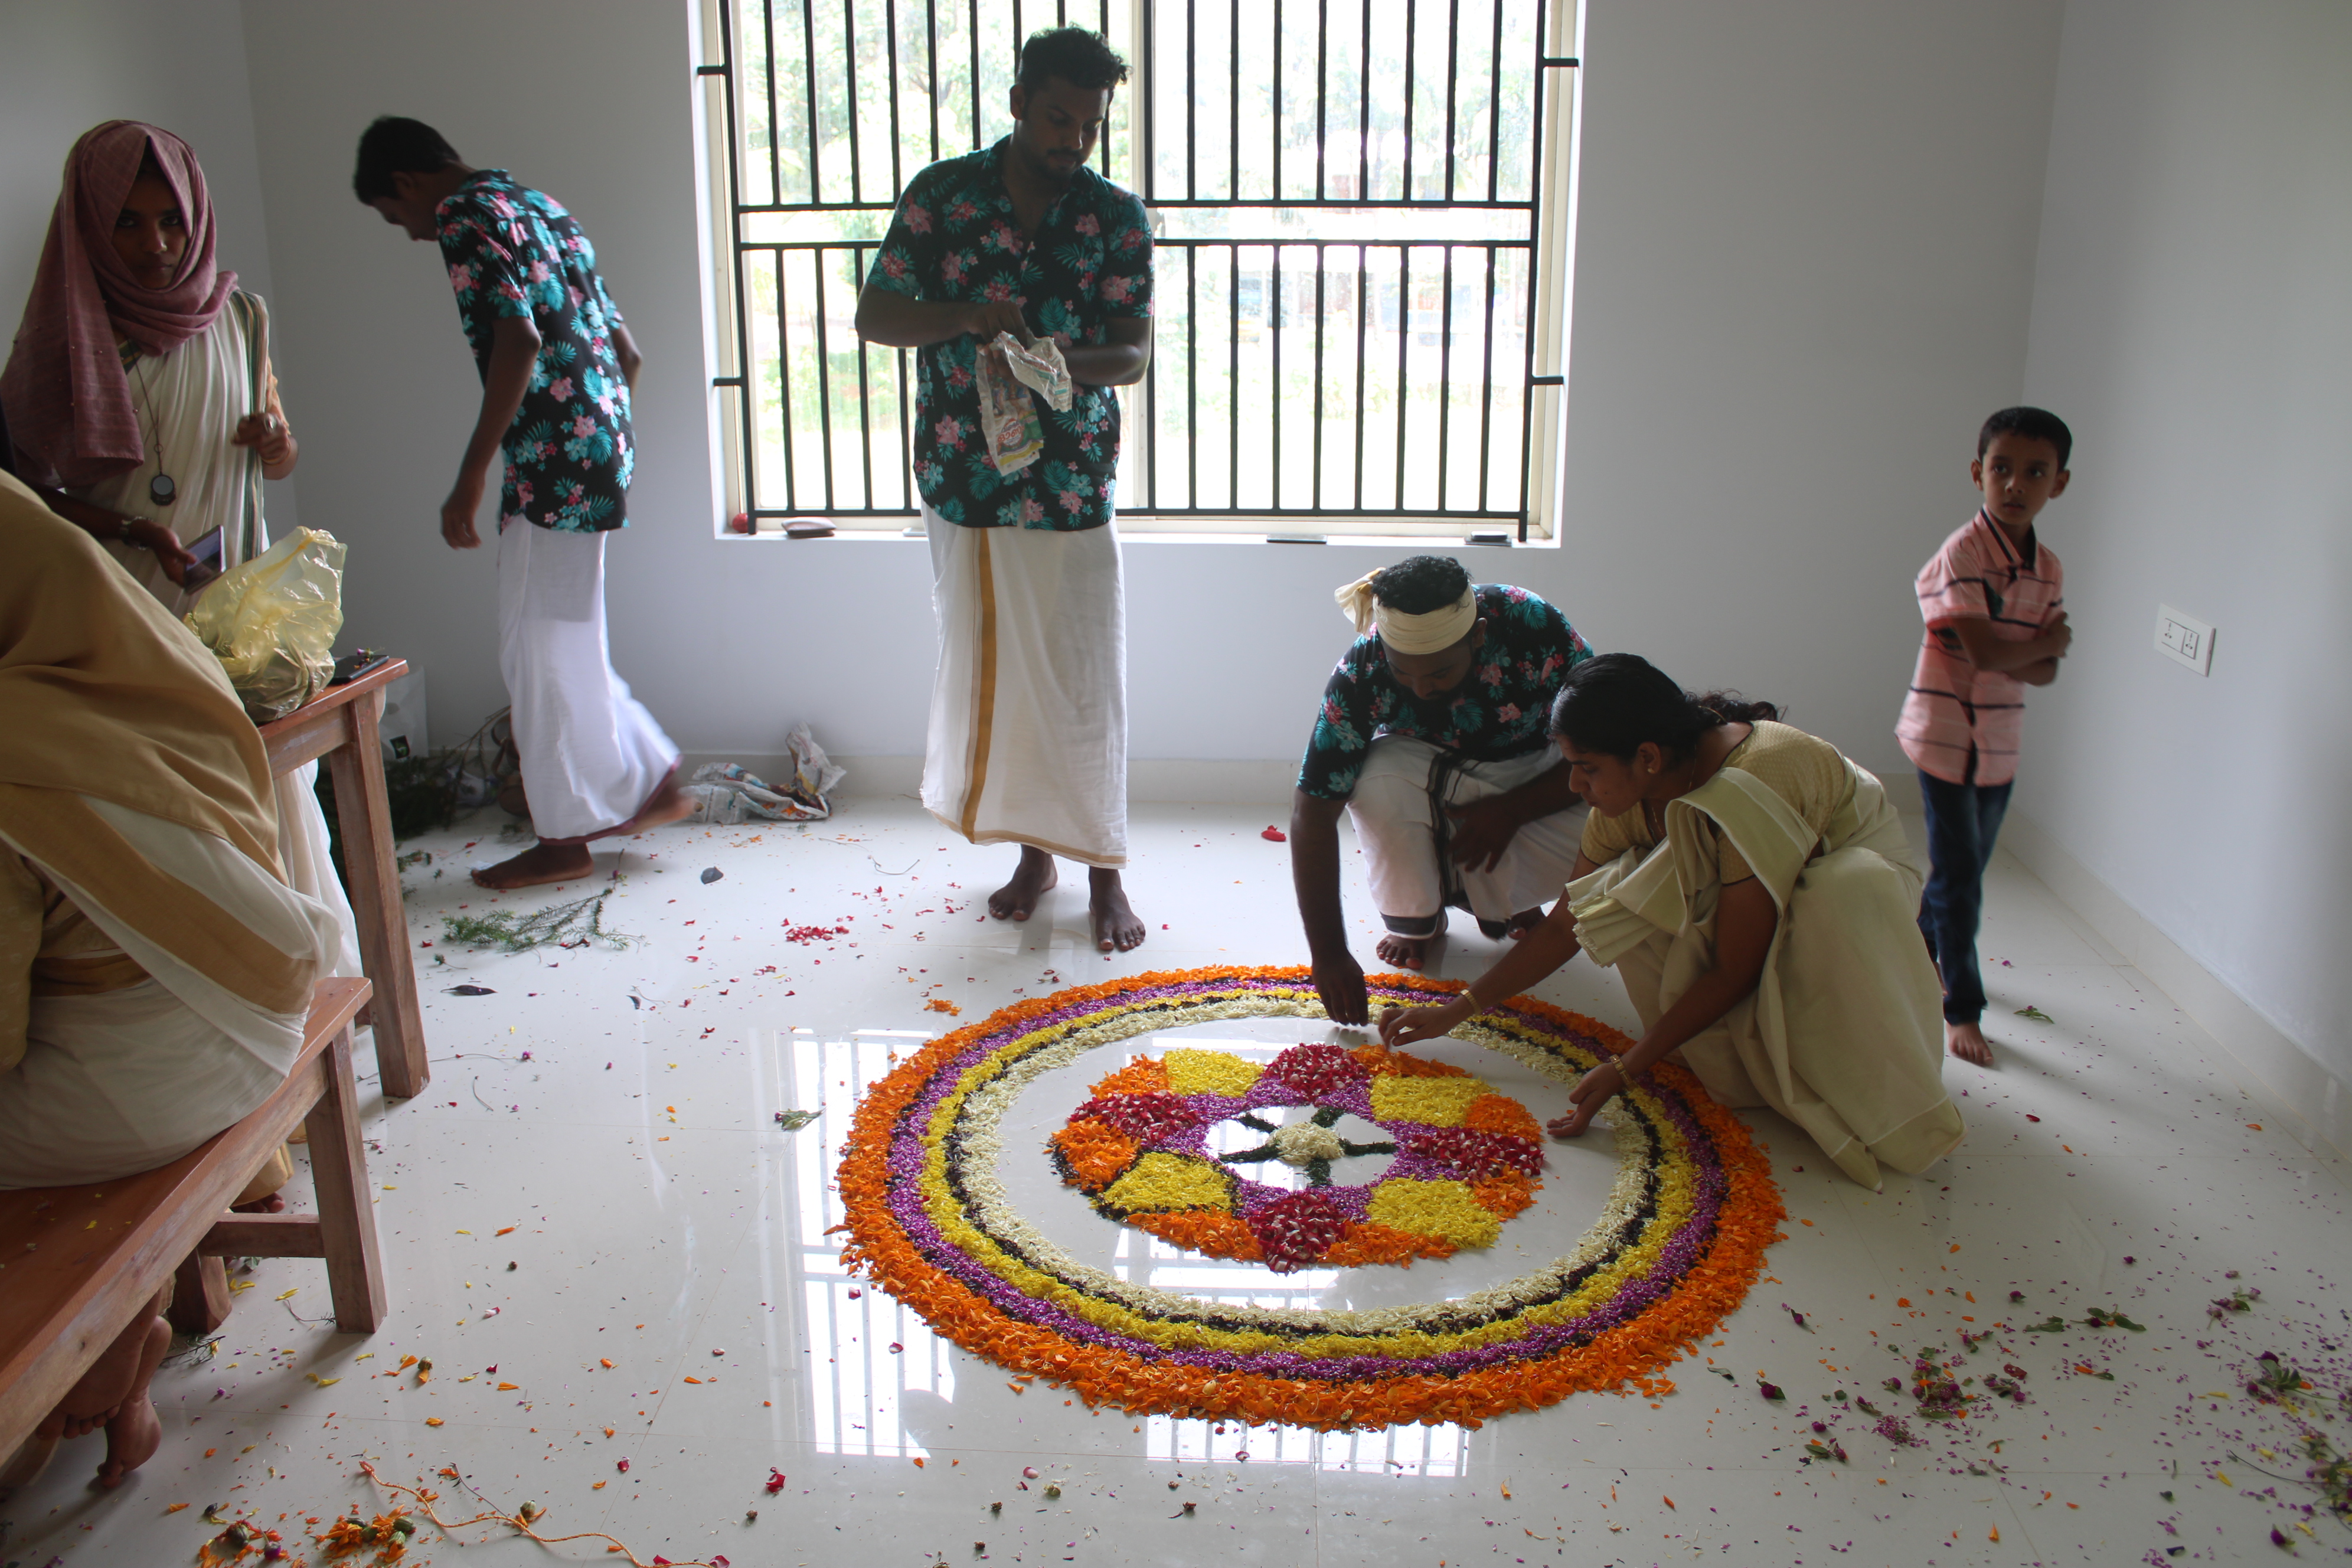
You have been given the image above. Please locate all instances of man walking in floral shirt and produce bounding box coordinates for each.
[856,28,1154,952]
[356,117,685,891]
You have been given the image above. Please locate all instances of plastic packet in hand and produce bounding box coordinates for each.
[996,332,1073,411]
[976,339,1046,477]
[182,526,347,721]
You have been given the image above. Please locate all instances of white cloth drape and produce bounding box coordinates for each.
[275,760,364,980]
[73,291,267,619]
[1566,759,1964,1190]
[496,518,678,842]
[0,799,340,1186]
[920,508,1128,867]
[1346,735,1585,926]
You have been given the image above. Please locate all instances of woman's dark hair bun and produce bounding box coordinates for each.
[1548,653,1779,760]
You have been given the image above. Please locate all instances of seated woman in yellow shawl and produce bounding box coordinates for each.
[0,471,340,1491]
[1383,653,1963,1190]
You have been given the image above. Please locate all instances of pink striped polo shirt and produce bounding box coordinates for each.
[1896,509,2064,786]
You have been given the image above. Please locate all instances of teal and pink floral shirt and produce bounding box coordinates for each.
[1298,585,1595,801]
[436,170,633,533]
[864,140,1152,530]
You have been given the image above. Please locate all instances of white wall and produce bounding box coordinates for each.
[0,0,298,531]
[231,0,2062,780]
[2013,0,2352,1077]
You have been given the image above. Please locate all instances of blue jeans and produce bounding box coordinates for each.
[1917,769,2013,1025]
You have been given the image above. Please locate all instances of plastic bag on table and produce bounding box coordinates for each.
[182,527,347,721]
[681,724,848,824]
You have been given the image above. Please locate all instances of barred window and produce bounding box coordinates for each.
[695,0,1578,539]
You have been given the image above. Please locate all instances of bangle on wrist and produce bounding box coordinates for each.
[1460,984,1485,1014]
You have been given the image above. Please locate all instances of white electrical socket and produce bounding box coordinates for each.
[2154,603,2214,675]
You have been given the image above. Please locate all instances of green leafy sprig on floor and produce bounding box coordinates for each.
[442,891,635,953]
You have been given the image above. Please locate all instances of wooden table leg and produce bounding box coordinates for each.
[326,693,429,1099]
[304,1024,387,1334]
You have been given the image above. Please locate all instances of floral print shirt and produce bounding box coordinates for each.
[865,140,1153,530]
[1297,584,1595,800]
[436,170,633,533]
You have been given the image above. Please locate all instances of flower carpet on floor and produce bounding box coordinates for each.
[838,965,1785,1430]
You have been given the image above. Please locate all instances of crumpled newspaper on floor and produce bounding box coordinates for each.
[682,722,847,823]
[976,331,1073,476]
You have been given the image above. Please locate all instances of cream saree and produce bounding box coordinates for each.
[1567,758,1963,1189]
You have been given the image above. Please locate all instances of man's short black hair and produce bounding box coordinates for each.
[1015,27,1129,94]
[352,116,462,204]
[1977,406,2073,469]
[1371,555,1471,616]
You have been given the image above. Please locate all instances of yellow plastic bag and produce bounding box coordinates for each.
[183,527,347,721]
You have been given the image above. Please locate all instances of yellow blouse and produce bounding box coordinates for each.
[1578,720,1853,884]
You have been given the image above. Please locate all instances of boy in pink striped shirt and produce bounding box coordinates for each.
[1896,407,2076,1067]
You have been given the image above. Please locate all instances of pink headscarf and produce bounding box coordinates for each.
[0,121,237,488]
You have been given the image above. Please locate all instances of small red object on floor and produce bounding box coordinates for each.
[1260,826,1286,842]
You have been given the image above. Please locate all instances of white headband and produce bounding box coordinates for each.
[1334,571,1478,656]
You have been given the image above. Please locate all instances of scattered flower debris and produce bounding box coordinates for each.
[445,984,496,997]
[2014,1004,2054,1023]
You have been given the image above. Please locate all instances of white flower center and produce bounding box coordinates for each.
[1269,1120,1348,1168]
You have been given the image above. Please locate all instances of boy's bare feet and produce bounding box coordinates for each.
[1375,913,1445,971]
[471,841,596,890]
[230,1192,286,1214]
[1087,868,1144,952]
[988,846,1057,922]
[1946,1020,1994,1066]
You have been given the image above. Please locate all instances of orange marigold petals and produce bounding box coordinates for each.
[1469,1169,1540,1219]
[1133,1210,1265,1260]
[1462,1093,1543,1139]
[1049,1121,1140,1190]
[1089,1057,1172,1096]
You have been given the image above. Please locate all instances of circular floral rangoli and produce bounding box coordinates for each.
[1048,1044,1547,1271]
[838,965,1783,1430]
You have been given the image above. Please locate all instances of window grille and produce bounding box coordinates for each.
[697,0,1576,537]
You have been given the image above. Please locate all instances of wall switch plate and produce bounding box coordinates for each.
[2154,603,2214,675]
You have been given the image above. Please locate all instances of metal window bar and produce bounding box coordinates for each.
[711,0,1564,535]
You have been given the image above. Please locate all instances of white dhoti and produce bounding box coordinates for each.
[921,507,1127,866]
[497,519,678,842]
[0,802,341,1187]
[1346,735,1586,934]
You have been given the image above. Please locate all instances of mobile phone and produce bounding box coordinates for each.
[179,525,226,592]
[331,649,394,685]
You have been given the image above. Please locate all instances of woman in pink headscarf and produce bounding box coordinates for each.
[1,120,296,612]
[0,123,361,1062]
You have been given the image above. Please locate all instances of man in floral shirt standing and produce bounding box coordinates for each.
[857,27,1154,952]
[1289,556,1594,1024]
[355,117,684,891]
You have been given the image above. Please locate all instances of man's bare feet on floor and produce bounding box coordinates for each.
[36,1291,169,1488]
[988,846,1059,922]
[1088,868,1144,952]
[1375,916,1443,971]
[1946,1020,1994,1066]
[471,841,596,890]
[617,774,695,835]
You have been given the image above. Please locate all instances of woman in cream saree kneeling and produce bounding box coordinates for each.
[1383,654,1962,1190]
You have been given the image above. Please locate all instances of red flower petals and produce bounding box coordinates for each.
[1068,1092,1199,1144]
[1263,1044,1368,1099]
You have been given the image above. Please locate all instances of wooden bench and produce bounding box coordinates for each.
[0,977,386,1462]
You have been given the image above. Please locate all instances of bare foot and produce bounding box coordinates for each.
[1376,912,1445,971]
[471,841,596,890]
[988,847,1058,922]
[94,1315,169,1488]
[1087,868,1144,953]
[619,772,695,835]
[1502,907,1546,940]
[231,1192,286,1214]
[1946,1020,1994,1067]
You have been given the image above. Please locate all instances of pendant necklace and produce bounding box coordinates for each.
[128,351,175,506]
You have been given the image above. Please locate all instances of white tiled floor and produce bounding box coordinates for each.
[7,801,2347,1567]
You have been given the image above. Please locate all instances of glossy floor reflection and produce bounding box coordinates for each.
[4,799,2344,1567]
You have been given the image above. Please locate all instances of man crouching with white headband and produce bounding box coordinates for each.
[1289,556,1595,1024]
